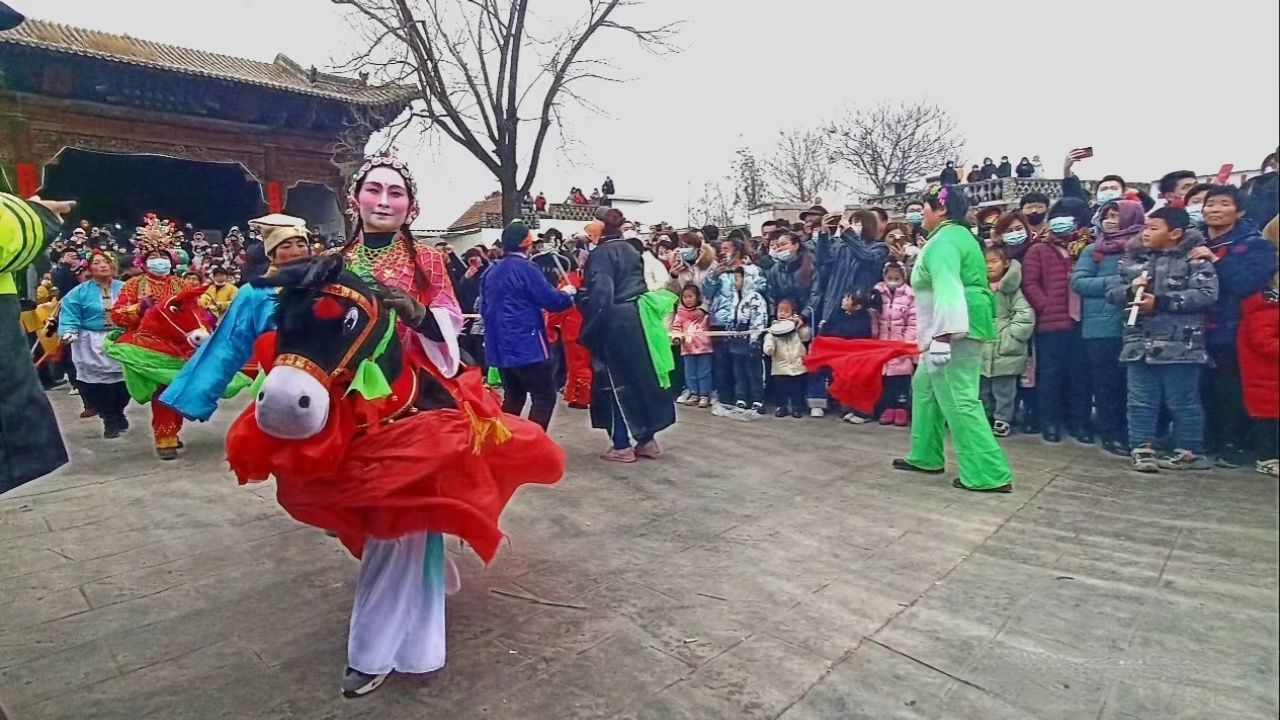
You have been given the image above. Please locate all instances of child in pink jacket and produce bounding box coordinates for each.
[874,263,917,426]
[670,284,714,407]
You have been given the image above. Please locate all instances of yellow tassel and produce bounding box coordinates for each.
[462,401,513,454]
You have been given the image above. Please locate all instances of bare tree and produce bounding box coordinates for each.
[731,147,766,211]
[332,0,678,222]
[826,100,965,195]
[760,128,834,204]
[688,177,737,228]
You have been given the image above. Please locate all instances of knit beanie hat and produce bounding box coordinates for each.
[501,221,533,252]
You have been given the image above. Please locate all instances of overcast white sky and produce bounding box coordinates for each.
[32,0,1280,228]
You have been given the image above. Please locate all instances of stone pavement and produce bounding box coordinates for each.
[1,391,1276,720]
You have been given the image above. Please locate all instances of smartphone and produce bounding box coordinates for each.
[1073,147,1094,159]
[1214,163,1234,184]
[469,257,480,267]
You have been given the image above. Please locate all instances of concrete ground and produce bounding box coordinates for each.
[1,391,1276,720]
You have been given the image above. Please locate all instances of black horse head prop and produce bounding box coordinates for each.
[250,255,403,439]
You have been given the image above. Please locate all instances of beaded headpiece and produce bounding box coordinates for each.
[134,213,178,259]
[347,154,418,201]
[346,153,420,226]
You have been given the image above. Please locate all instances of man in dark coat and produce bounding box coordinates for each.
[579,209,675,462]
[480,222,575,430]
[939,162,960,186]
[2,193,73,494]
[996,156,1013,178]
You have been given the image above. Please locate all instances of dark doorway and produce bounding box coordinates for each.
[283,181,345,246]
[39,149,263,233]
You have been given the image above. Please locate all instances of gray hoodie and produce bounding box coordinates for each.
[1106,228,1219,364]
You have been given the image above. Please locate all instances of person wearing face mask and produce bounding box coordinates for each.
[1182,182,1212,228]
[107,218,194,459]
[763,231,816,323]
[665,231,716,301]
[966,164,984,183]
[1071,200,1145,456]
[990,211,1033,263]
[1018,192,1052,242]
[1020,197,1094,444]
[996,156,1013,179]
[980,157,999,180]
[159,214,314,424]
[939,161,959,186]
[874,262,917,426]
[1015,156,1035,179]
[903,201,928,245]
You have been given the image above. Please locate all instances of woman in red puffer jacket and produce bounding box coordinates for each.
[1237,268,1278,477]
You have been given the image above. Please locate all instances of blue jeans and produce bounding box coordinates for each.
[1127,363,1205,454]
[607,392,653,451]
[683,354,712,397]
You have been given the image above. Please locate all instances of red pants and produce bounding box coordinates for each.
[151,386,183,450]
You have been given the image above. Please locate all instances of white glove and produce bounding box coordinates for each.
[925,339,952,368]
[60,331,78,344]
[560,285,577,296]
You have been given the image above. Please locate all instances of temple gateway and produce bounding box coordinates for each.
[0,18,411,240]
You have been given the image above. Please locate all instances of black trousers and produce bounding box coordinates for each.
[710,331,735,403]
[498,359,558,430]
[771,374,807,413]
[1035,328,1091,432]
[79,381,130,422]
[1083,337,1127,442]
[1204,344,1252,453]
[880,374,911,410]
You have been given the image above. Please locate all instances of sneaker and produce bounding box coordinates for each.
[1158,449,1212,471]
[68,386,80,396]
[992,420,1011,438]
[843,412,869,425]
[878,409,895,425]
[676,390,692,405]
[1130,445,1159,473]
[892,408,909,427]
[1214,445,1245,469]
[735,400,748,410]
[791,410,803,419]
[774,407,790,418]
[751,402,765,415]
[634,440,662,459]
[341,667,389,698]
[601,447,637,463]
[103,419,123,440]
[809,407,825,418]
[697,396,710,408]
[1256,459,1279,478]
[685,395,700,406]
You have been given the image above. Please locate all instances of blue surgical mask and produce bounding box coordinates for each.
[146,258,172,275]
[1095,189,1122,206]
[905,211,924,226]
[1002,230,1028,246]
[680,247,696,262]
[1048,217,1077,235]
[1186,206,1204,225]
[771,249,794,263]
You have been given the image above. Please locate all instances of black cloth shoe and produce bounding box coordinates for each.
[1042,426,1062,443]
[774,407,789,418]
[1215,445,1245,469]
[791,410,803,419]
[952,478,1012,493]
[892,458,944,474]
[1073,427,1096,444]
[1102,438,1129,457]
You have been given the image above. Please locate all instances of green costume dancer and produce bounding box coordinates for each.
[894,185,1013,492]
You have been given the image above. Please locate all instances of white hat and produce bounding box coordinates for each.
[248,213,310,256]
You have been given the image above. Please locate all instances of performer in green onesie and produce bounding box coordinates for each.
[892,184,1013,492]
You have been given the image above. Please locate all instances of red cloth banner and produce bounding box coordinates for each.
[15,163,38,198]
[266,181,283,213]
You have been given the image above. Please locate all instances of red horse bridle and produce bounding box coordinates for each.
[274,283,381,389]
